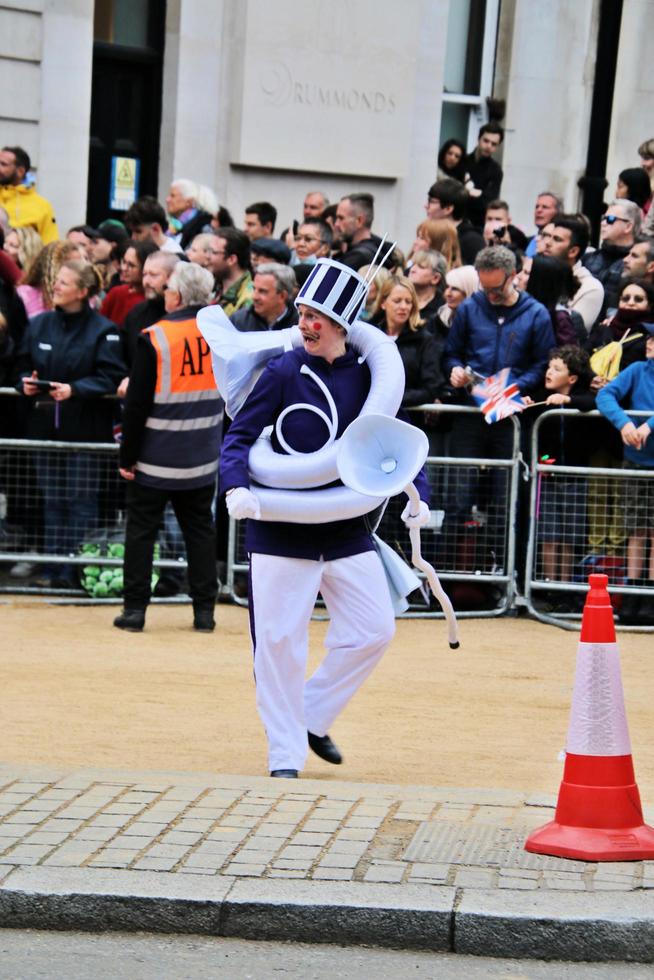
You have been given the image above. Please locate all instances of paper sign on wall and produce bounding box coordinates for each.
[110,156,140,211]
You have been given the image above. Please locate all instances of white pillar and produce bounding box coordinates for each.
[606,0,654,187]
[392,0,449,250]
[159,0,225,193]
[496,0,599,233]
[38,0,94,233]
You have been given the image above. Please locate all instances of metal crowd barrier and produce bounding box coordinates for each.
[524,409,654,632]
[0,434,190,601]
[2,389,652,632]
[227,405,523,619]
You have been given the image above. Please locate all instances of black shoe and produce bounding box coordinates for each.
[193,608,216,632]
[308,731,343,765]
[113,609,145,632]
[270,769,298,778]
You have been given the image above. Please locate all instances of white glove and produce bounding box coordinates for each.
[226,487,261,520]
[401,499,430,529]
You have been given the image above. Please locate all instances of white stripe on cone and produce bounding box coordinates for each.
[566,642,631,756]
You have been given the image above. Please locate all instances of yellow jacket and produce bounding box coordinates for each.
[0,183,59,243]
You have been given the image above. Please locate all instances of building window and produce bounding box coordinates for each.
[440,0,500,150]
[94,0,151,49]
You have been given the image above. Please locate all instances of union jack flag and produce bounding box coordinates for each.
[471,367,526,424]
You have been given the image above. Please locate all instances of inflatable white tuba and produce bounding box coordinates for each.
[197,244,404,523]
[337,414,460,649]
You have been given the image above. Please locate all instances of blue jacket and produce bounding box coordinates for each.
[596,359,654,467]
[443,290,555,399]
[16,304,126,442]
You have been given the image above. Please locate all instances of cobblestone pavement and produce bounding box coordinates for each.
[2,764,654,893]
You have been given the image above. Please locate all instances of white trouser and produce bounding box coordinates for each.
[249,550,396,772]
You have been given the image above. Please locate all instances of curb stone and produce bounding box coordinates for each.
[0,867,653,961]
[455,888,654,962]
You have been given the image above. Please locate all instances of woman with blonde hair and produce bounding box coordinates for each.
[4,226,43,271]
[374,274,443,561]
[375,274,442,408]
[16,239,83,317]
[408,219,461,270]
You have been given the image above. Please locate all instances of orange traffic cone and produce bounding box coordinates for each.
[525,573,654,861]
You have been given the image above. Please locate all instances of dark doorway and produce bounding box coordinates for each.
[86,0,166,227]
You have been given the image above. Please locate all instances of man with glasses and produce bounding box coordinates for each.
[442,246,554,558]
[583,200,641,311]
[291,218,332,266]
[210,228,254,317]
[445,246,554,402]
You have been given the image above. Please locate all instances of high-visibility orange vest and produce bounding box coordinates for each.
[136,310,223,490]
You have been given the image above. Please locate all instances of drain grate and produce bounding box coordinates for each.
[402,822,583,871]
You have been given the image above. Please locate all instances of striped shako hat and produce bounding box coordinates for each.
[294,236,396,333]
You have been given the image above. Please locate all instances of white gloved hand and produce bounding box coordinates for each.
[226,487,261,520]
[401,499,430,529]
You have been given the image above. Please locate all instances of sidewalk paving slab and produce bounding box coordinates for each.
[2,763,654,962]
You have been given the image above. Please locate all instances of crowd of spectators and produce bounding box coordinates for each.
[1,128,654,621]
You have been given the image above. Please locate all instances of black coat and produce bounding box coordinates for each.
[377,320,444,407]
[339,235,394,271]
[121,296,166,369]
[457,220,486,264]
[230,303,298,332]
[464,154,504,228]
[179,210,213,250]
[15,305,126,442]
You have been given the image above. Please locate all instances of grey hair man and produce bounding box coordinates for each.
[165,262,215,309]
[165,179,217,250]
[230,262,299,332]
[526,191,564,256]
[303,191,329,219]
[583,199,642,309]
[445,245,554,394]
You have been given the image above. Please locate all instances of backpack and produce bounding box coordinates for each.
[589,330,644,381]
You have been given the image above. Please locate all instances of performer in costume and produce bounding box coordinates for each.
[219,257,431,778]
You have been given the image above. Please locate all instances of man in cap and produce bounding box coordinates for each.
[250,237,291,269]
[220,257,431,778]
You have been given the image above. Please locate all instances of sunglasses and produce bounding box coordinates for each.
[601,214,629,225]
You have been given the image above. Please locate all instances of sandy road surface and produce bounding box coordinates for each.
[2,600,653,795]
